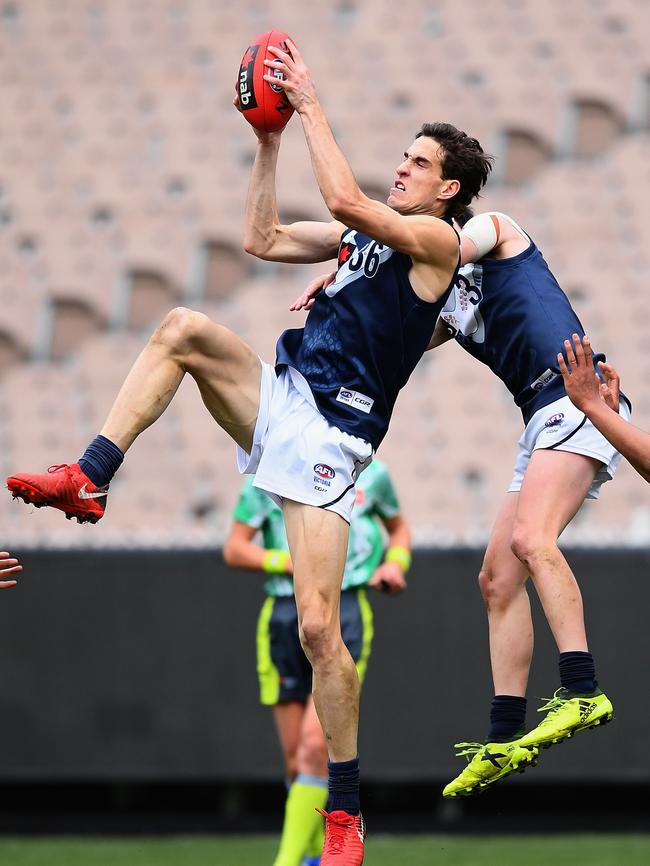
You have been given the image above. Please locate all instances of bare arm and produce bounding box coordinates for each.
[558,334,650,484]
[241,124,343,263]
[460,212,529,265]
[223,521,294,574]
[265,42,458,300]
[368,514,411,596]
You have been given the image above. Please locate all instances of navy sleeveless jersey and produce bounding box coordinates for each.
[276,227,458,449]
[439,238,594,423]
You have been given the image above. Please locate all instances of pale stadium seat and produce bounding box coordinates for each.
[1,0,649,545]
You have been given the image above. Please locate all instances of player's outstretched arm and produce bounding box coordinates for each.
[223,521,293,574]
[236,97,342,264]
[0,551,22,588]
[265,41,458,291]
[558,334,650,484]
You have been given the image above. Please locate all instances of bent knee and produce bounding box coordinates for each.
[299,614,340,660]
[510,526,557,565]
[155,306,212,355]
[478,564,524,610]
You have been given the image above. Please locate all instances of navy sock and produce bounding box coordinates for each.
[78,435,124,487]
[488,695,527,742]
[327,756,360,816]
[559,651,598,695]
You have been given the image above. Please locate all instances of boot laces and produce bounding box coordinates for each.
[48,464,70,474]
[536,688,570,724]
[317,809,354,855]
[453,742,484,761]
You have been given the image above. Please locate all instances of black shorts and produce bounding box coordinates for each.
[256,588,374,705]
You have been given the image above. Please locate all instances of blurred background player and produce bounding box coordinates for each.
[223,460,410,866]
[0,552,22,589]
[559,334,650,485]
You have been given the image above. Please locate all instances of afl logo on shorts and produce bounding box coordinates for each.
[314,464,336,479]
[544,413,565,428]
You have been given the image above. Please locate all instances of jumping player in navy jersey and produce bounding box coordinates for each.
[432,212,632,797]
[6,40,492,864]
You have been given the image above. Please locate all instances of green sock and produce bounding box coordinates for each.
[305,812,325,859]
[272,775,328,866]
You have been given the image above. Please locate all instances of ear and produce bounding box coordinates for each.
[439,179,460,201]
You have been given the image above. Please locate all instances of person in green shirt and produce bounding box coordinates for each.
[223,459,410,866]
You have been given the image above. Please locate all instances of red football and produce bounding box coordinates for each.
[237,30,296,133]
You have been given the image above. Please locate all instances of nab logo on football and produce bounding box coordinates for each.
[314,464,336,480]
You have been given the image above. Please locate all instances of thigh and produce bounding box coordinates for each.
[516,448,600,541]
[177,312,262,452]
[282,501,349,620]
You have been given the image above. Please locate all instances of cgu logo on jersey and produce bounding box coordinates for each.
[531,368,558,391]
[238,44,259,108]
[544,413,565,428]
[440,265,485,343]
[336,387,374,414]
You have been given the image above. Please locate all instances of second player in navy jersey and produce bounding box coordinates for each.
[291,209,633,797]
[434,212,632,797]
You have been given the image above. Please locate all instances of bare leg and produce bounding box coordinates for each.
[273,697,329,866]
[273,702,306,782]
[99,307,262,453]
[296,697,329,777]
[510,450,600,652]
[282,500,358,763]
[478,493,532,697]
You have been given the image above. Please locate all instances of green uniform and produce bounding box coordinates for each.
[231,460,402,706]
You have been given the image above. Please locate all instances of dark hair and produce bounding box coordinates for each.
[416,122,493,218]
[454,206,475,227]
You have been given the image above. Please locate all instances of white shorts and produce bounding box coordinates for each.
[237,363,373,522]
[509,394,632,500]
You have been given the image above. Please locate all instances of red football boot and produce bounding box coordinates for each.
[317,809,366,865]
[7,463,108,524]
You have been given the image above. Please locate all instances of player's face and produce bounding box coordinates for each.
[388,137,452,216]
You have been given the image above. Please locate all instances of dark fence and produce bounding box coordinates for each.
[0,550,647,785]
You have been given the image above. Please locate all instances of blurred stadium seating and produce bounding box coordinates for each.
[1,0,648,546]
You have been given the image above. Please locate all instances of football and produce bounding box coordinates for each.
[237,29,296,133]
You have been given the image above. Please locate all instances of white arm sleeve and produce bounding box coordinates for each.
[461,213,501,260]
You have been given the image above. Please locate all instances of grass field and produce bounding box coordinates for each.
[0,835,648,866]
